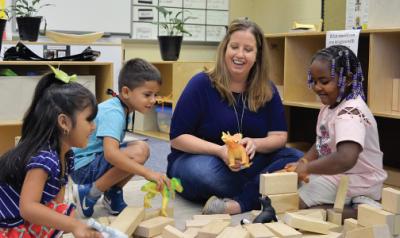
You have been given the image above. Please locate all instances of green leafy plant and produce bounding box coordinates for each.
[11,0,53,17]
[155,6,194,36]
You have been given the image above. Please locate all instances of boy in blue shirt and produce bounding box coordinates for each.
[72,58,170,217]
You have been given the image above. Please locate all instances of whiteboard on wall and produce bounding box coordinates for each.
[37,0,131,34]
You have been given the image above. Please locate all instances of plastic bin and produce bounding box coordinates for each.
[155,105,172,133]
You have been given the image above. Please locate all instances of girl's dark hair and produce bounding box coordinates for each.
[308,45,365,102]
[118,58,161,92]
[0,73,97,190]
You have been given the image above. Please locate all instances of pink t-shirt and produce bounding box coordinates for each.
[316,96,387,199]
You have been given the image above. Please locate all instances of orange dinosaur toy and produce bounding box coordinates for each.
[221,132,250,168]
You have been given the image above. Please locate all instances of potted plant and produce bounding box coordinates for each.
[11,0,52,41]
[155,6,193,61]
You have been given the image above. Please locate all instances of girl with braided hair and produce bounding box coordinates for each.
[287,45,387,209]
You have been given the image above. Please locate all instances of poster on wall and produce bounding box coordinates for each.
[345,0,369,29]
[183,0,206,9]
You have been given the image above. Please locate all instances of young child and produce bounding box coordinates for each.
[71,58,170,217]
[0,70,101,237]
[291,45,387,209]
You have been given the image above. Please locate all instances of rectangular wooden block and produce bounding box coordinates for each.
[109,206,144,236]
[185,219,213,228]
[346,224,391,238]
[283,212,339,235]
[269,193,299,214]
[162,225,185,238]
[97,216,110,226]
[382,187,400,214]
[392,78,400,112]
[244,223,275,238]
[294,209,327,221]
[260,172,298,195]
[333,175,349,212]
[134,216,175,237]
[183,228,200,238]
[343,218,360,233]
[264,222,302,238]
[357,204,396,235]
[395,214,400,235]
[216,226,250,238]
[301,231,343,237]
[197,220,230,238]
[327,209,342,226]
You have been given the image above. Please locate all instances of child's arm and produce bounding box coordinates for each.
[103,137,169,190]
[20,169,101,238]
[296,141,361,176]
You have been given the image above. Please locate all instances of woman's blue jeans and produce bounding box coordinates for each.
[167,147,303,212]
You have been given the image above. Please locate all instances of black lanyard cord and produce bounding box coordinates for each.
[106,89,135,132]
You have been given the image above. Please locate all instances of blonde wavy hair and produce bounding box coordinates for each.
[207,18,272,112]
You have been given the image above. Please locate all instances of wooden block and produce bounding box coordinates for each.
[134,216,175,237]
[109,206,144,236]
[392,78,399,112]
[260,172,298,195]
[183,228,200,238]
[395,214,400,235]
[197,220,230,238]
[162,225,185,238]
[97,216,110,226]
[283,212,339,234]
[343,218,360,233]
[244,223,275,238]
[144,208,162,220]
[346,224,391,238]
[301,231,344,237]
[382,187,400,214]
[269,193,299,214]
[333,175,349,212]
[193,214,232,221]
[216,226,250,238]
[327,209,342,226]
[293,209,327,221]
[264,222,302,238]
[357,204,396,235]
[185,219,214,228]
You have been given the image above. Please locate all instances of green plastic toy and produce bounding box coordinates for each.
[141,177,183,217]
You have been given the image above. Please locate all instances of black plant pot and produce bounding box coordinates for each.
[158,35,183,61]
[0,19,6,55]
[16,16,42,41]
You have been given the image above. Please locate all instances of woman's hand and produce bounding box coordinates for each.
[72,223,102,238]
[145,170,171,191]
[241,137,257,159]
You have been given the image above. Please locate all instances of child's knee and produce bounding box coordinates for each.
[126,141,150,163]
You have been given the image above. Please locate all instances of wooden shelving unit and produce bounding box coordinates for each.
[133,61,214,140]
[0,61,113,154]
[265,30,400,183]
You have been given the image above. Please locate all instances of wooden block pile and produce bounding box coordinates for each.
[259,172,299,214]
[343,187,400,238]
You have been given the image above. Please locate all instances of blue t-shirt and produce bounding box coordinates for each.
[73,97,126,170]
[0,146,73,228]
[168,72,287,163]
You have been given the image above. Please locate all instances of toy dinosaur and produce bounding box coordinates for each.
[221,132,250,168]
[140,177,183,217]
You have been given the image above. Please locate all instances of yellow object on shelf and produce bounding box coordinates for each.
[46,31,104,44]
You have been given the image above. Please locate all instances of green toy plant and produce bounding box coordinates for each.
[141,177,183,217]
[155,6,193,36]
[11,0,53,17]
